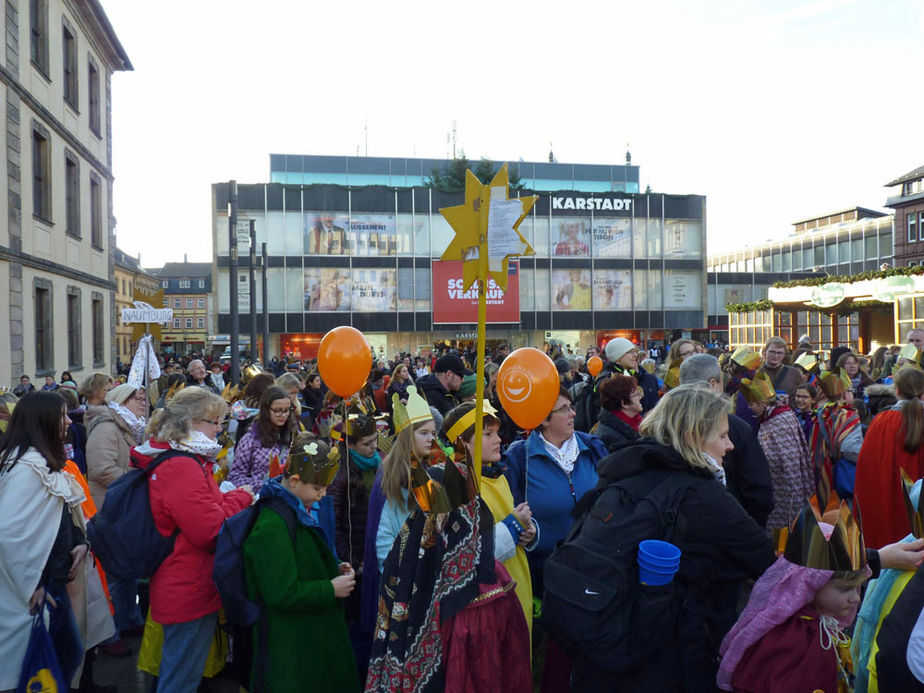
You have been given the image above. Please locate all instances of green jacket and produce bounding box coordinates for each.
[243,507,359,692]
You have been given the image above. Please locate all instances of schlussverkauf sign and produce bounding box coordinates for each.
[121,301,173,324]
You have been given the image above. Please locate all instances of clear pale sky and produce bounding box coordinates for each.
[102,0,924,269]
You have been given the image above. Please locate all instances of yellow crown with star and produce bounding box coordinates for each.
[817,368,852,399]
[740,371,776,404]
[393,385,432,433]
[783,495,866,572]
[286,435,340,486]
[794,352,819,374]
[730,346,763,371]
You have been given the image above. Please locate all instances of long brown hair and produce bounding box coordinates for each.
[254,385,297,448]
[0,391,67,473]
[380,420,432,509]
[895,368,924,453]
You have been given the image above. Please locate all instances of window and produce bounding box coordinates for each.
[35,281,52,371]
[32,124,51,221]
[173,298,180,309]
[173,318,180,328]
[163,297,169,307]
[62,20,77,109]
[87,56,100,136]
[161,280,168,288]
[178,280,190,289]
[197,318,204,328]
[198,280,205,288]
[910,213,917,243]
[30,0,48,75]
[65,151,79,237]
[185,318,192,329]
[92,293,104,365]
[90,174,102,248]
[197,298,205,309]
[185,298,192,308]
[920,212,924,242]
[67,288,81,367]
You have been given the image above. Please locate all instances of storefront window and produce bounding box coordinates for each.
[303,268,350,311]
[632,219,647,259]
[551,270,592,310]
[535,268,550,311]
[533,216,550,257]
[414,268,431,311]
[285,208,302,254]
[397,267,414,311]
[633,269,648,311]
[664,220,702,258]
[351,268,396,311]
[414,216,430,257]
[593,269,632,310]
[266,268,286,312]
[303,212,350,255]
[647,270,663,311]
[396,214,415,256]
[551,217,591,257]
[647,219,662,258]
[593,218,632,258]
[519,268,534,311]
[266,211,286,254]
[429,215,453,258]
[664,270,701,310]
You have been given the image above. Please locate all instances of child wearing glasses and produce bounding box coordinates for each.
[229,385,297,493]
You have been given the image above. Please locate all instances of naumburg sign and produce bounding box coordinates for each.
[121,301,173,324]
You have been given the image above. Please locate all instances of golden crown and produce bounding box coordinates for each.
[794,352,819,373]
[393,385,432,433]
[446,399,499,444]
[783,496,866,572]
[900,342,921,363]
[330,404,378,442]
[730,346,763,371]
[409,457,478,514]
[286,439,340,486]
[901,469,924,539]
[740,371,776,404]
[817,368,852,399]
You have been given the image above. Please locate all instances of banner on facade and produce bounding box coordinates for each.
[432,260,519,324]
[303,213,397,256]
[121,301,173,324]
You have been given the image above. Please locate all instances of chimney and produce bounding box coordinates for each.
[184,253,188,263]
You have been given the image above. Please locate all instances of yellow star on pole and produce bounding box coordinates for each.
[439,163,536,292]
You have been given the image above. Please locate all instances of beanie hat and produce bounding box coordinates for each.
[106,383,140,405]
[605,338,636,364]
[554,357,571,375]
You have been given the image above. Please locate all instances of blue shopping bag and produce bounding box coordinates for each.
[17,601,67,693]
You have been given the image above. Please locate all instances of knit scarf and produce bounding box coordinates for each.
[108,401,146,443]
[350,448,381,472]
[172,430,222,460]
[539,432,579,474]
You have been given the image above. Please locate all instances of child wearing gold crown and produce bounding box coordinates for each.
[242,431,359,692]
[811,368,863,501]
[718,500,872,692]
[741,371,814,530]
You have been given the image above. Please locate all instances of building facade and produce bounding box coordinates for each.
[212,155,706,360]
[886,165,924,267]
[0,0,131,386]
[149,261,211,355]
[113,247,158,365]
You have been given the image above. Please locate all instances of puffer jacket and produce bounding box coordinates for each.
[85,405,138,508]
[132,439,252,624]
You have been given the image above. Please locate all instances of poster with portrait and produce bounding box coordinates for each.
[304,268,351,311]
[593,219,632,257]
[593,270,632,310]
[551,218,591,257]
[303,213,397,256]
[551,269,592,310]
[351,268,397,312]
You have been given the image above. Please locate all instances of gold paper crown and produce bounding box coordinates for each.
[740,371,776,404]
[899,342,921,363]
[331,404,378,442]
[794,352,819,374]
[731,346,763,371]
[663,366,680,390]
[164,380,185,402]
[901,469,924,539]
[817,368,852,399]
[409,457,478,514]
[446,399,499,444]
[241,364,263,383]
[783,496,866,572]
[220,382,241,405]
[286,439,340,486]
[393,385,432,433]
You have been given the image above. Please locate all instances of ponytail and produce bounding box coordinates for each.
[895,368,924,453]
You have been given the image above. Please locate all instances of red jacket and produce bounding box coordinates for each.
[133,440,252,624]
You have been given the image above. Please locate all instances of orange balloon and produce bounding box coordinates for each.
[587,355,603,378]
[317,326,373,398]
[496,348,560,430]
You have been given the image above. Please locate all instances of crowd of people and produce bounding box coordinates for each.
[4,331,924,692]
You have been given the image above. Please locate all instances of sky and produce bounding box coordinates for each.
[101,0,924,268]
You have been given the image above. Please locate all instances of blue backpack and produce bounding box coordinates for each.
[86,450,184,581]
[213,496,298,627]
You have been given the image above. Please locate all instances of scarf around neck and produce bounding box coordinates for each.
[350,448,381,472]
[108,401,146,443]
[540,431,579,474]
[172,429,222,460]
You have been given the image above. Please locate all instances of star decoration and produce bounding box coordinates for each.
[303,442,319,456]
[439,163,536,292]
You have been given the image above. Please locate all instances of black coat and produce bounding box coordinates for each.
[572,439,774,692]
[723,414,774,528]
[594,408,640,451]
[412,373,457,416]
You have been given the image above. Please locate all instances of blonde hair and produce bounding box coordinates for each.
[379,419,432,509]
[667,339,696,368]
[639,383,732,470]
[275,372,302,416]
[148,387,227,444]
[79,372,113,402]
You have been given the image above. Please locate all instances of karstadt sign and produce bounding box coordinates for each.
[551,196,633,211]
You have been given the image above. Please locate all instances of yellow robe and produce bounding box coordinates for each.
[865,570,915,693]
[480,474,533,636]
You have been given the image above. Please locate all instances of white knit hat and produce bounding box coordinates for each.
[105,383,142,405]
[604,337,637,364]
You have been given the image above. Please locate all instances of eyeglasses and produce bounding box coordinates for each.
[678,350,695,358]
[270,406,295,416]
[766,350,786,356]
[550,404,576,416]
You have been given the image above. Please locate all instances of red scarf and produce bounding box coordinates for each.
[613,409,642,431]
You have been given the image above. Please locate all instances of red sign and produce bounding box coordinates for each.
[432,260,520,324]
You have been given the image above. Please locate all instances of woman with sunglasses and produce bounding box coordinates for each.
[229,385,298,494]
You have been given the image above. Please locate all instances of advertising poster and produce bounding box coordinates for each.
[351,269,397,312]
[665,270,702,309]
[593,270,632,310]
[664,220,703,257]
[304,268,351,311]
[593,219,632,257]
[303,213,397,255]
[431,260,519,324]
[551,218,591,256]
[552,269,592,310]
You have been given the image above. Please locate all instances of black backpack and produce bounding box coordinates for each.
[541,470,690,672]
[87,450,185,581]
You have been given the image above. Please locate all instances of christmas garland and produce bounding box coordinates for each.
[772,265,924,289]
